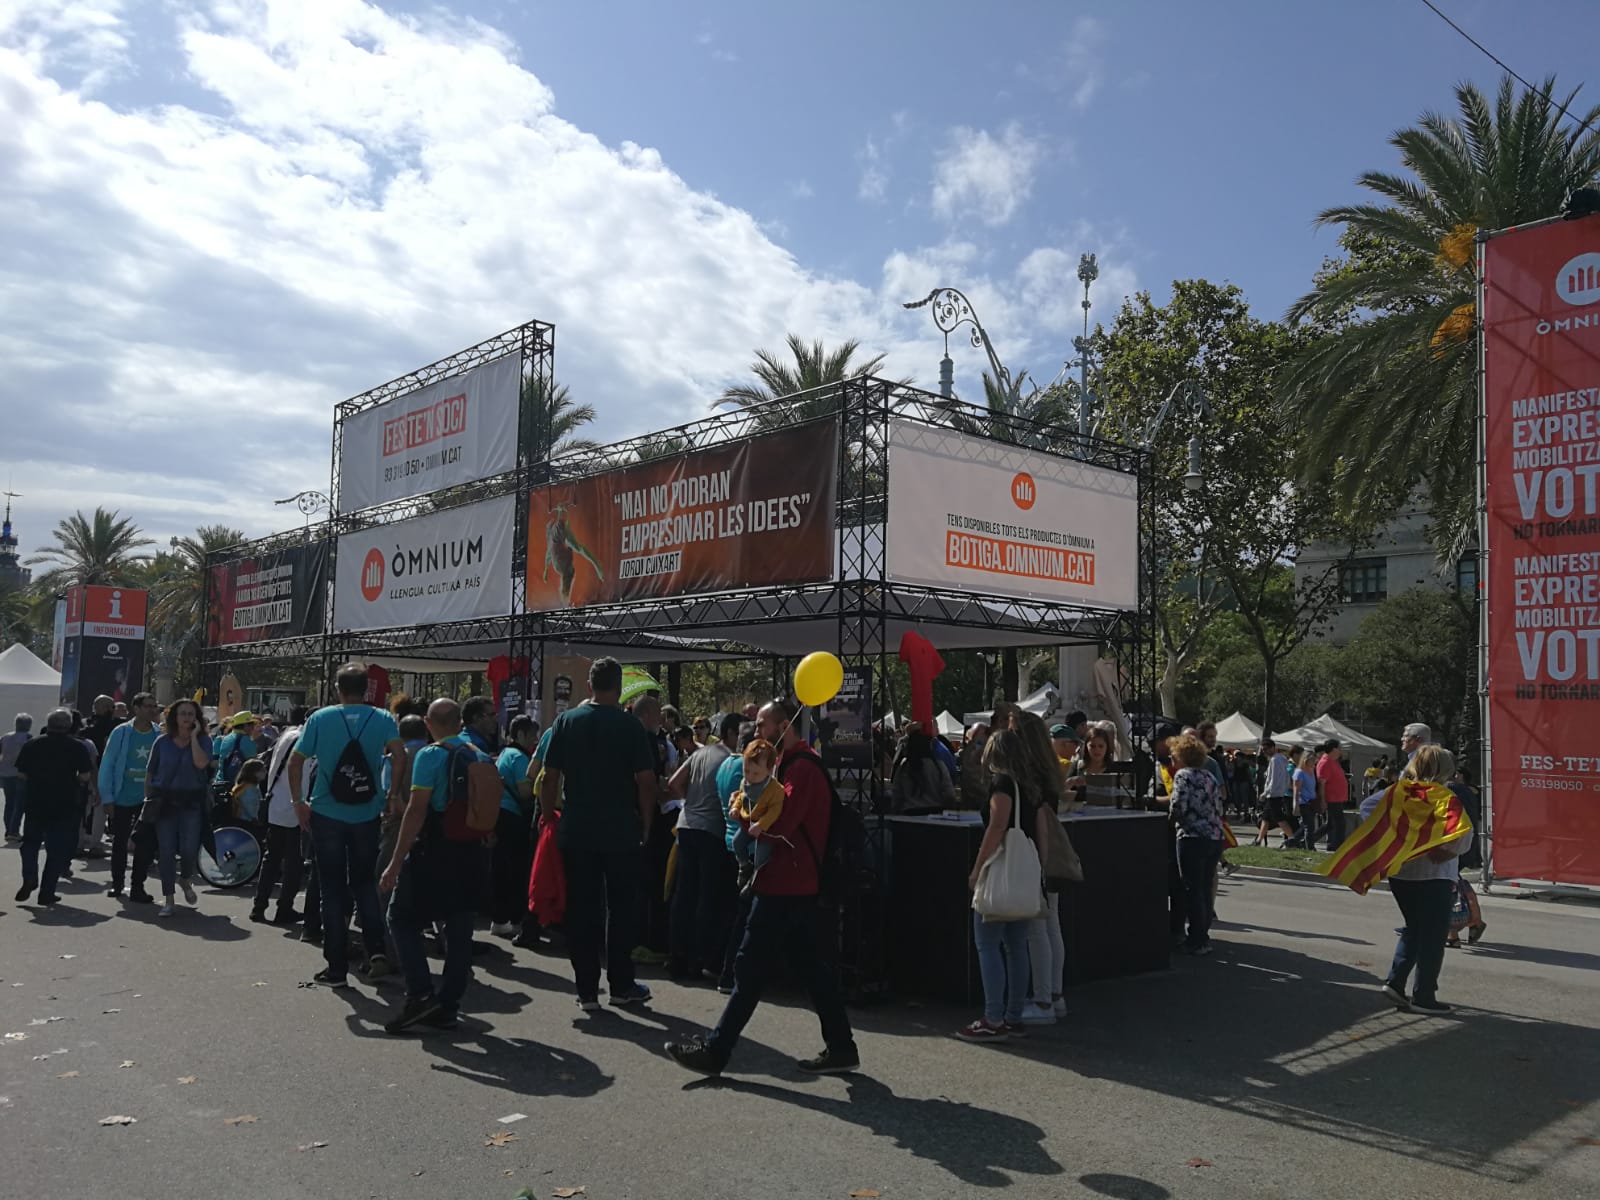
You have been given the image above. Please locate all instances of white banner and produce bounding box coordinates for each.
[337,354,521,511]
[333,495,515,632]
[886,420,1139,611]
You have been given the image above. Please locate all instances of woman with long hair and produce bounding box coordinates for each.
[1368,745,1474,1013]
[889,727,955,813]
[1066,726,1114,802]
[144,700,214,917]
[1007,712,1068,1026]
[957,729,1052,1042]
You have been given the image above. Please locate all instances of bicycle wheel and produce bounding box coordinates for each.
[199,825,262,889]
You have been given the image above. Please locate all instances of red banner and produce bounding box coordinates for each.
[526,421,837,611]
[1483,214,1600,885]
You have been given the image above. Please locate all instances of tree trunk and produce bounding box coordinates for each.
[1001,647,1019,702]
[1261,655,1278,741]
[1158,654,1180,720]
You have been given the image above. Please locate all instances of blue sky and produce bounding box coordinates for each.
[1,0,1596,555]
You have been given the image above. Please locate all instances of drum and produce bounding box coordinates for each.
[199,824,262,889]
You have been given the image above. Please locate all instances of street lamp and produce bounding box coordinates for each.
[1073,253,1098,436]
[274,490,331,528]
[903,286,1020,401]
[1140,380,1210,491]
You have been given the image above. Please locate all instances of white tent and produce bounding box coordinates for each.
[934,710,964,738]
[1212,711,1265,750]
[1272,713,1396,776]
[0,644,60,731]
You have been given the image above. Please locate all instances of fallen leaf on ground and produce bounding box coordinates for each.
[223,1115,258,1126]
[483,1131,518,1148]
[1352,960,1371,967]
[102,1009,120,1015]
[1576,1138,1600,1147]
[553,1189,585,1198]
[177,1076,196,1085]
[98,1115,136,1126]
[296,1141,328,1152]
[57,1071,79,1079]
[849,1190,882,1198]
[1187,1158,1214,1168]
[118,1061,135,1069]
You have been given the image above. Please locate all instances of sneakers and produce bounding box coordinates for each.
[383,996,443,1035]
[272,908,304,926]
[797,1046,860,1075]
[666,1038,725,1077]
[14,882,33,902]
[179,878,198,905]
[300,927,324,945]
[610,983,652,1007]
[489,921,518,939]
[249,910,270,924]
[158,900,176,917]
[107,886,125,899]
[1381,983,1411,1011]
[38,892,60,905]
[312,968,351,989]
[576,997,601,1013]
[1003,1021,1029,1039]
[1183,942,1215,957]
[1052,995,1067,1018]
[716,979,735,996]
[1020,1003,1057,1026]
[361,954,392,984]
[956,1019,1010,1043]
[423,1007,460,1030]
[1411,997,1453,1014]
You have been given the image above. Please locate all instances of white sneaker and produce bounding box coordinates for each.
[490,921,517,938]
[1020,1002,1057,1026]
[158,899,176,917]
[1052,995,1067,1018]
[180,878,197,905]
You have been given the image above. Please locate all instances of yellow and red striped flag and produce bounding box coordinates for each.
[1319,781,1472,895]
[1221,819,1239,850]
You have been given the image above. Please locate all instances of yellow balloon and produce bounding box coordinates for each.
[794,651,845,708]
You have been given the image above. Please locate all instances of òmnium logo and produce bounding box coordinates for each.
[360,549,384,602]
[1556,252,1600,307]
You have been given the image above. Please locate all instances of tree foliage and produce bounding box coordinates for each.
[1338,587,1473,745]
[525,375,599,458]
[27,507,153,594]
[717,334,898,425]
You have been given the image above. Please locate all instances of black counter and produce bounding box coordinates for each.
[884,809,1170,1005]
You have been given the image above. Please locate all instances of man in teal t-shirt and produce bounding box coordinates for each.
[489,715,539,937]
[378,698,491,1034]
[213,714,260,787]
[97,692,162,900]
[288,665,407,987]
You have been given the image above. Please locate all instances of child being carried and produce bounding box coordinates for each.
[729,739,785,895]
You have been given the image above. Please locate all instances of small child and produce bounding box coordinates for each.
[729,740,786,894]
[230,758,267,825]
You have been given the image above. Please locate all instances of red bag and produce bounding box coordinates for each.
[528,813,566,927]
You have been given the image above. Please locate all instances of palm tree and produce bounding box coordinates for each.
[946,371,1074,449]
[149,524,248,637]
[1283,75,1600,552]
[525,376,599,458]
[27,507,154,594]
[717,334,897,425]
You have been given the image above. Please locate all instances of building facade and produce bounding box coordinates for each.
[0,497,29,591]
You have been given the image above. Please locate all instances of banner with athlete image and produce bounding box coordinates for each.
[1482,213,1600,886]
[885,420,1138,611]
[206,541,329,645]
[333,495,515,632]
[525,421,837,610]
[337,354,521,512]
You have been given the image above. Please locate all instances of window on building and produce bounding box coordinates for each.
[1340,557,1388,604]
[1455,554,1478,594]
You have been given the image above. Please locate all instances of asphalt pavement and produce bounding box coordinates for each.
[1,846,1598,1200]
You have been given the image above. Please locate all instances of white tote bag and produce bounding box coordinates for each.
[972,785,1044,922]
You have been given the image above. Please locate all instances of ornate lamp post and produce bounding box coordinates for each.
[274,490,331,531]
[902,286,1019,401]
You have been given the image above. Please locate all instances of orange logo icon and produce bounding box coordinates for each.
[1011,472,1036,511]
[360,549,385,602]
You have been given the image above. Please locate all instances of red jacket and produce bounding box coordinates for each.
[748,742,832,897]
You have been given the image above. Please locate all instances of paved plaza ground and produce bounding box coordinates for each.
[1,849,1598,1200]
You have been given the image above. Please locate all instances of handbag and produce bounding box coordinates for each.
[1041,810,1084,887]
[972,785,1045,922]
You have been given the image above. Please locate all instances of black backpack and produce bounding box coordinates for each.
[329,709,379,807]
[778,746,866,897]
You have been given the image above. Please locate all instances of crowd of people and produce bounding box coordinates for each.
[1,664,1487,1066]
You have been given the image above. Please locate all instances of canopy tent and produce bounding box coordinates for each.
[1272,713,1396,776]
[934,710,964,739]
[962,681,1060,729]
[1212,711,1265,750]
[0,644,60,729]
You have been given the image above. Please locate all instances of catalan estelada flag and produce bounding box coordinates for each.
[1221,819,1239,850]
[1319,781,1472,895]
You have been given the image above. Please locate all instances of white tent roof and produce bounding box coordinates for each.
[1212,711,1264,750]
[935,710,963,737]
[1273,713,1394,756]
[0,644,59,686]
[963,682,1060,729]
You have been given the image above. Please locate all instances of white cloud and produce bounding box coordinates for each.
[0,0,1131,554]
[790,178,814,200]
[930,122,1043,228]
[857,137,888,202]
[1063,16,1106,110]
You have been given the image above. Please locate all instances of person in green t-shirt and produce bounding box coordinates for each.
[538,658,656,1011]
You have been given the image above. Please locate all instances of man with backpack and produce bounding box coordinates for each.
[379,698,498,1033]
[289,664,409,988]
[666,697,859,1077]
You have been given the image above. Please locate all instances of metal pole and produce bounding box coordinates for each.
[1076,253,1098,437]
[1475,233,1493,889]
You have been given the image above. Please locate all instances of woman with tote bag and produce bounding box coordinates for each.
[957,729,1051,1043]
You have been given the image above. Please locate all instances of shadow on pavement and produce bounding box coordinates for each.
[1078,1174,1172,1200]
[423,1028,613,1099]
[1213,920,1373,946]
[24,903,113,928]
[1455,940,1600,974]
[702,1073,1063,1188]
[115,908,249,941]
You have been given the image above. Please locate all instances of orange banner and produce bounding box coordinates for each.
[943,531,1096,585]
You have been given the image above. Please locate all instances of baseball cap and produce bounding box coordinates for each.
[1049,724,1078,741]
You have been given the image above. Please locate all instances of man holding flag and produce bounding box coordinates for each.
[1321,744,1473,1014]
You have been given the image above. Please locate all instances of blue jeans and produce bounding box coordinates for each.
[310,812,386,977]
[973,910,1031,1026]
[708,892,855,1063]
[21,812,78,896]
[1177,835,1222,949]
[154,793,205,894]
[387,841,484,1011]
[1387,878,1454,1004]
[1,776,23,837]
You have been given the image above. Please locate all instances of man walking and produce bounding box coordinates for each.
[664,711,739,983]
[1,712,33,842]
[251,705,312,925]
[1255,738,1296,847]
[1318,739,1351,851]
[490,714,538,938]
[380,699,493,1033]
[80,695,120,858]
[14,709,94,905]
[97,692,161,899]
[538,658,657,1011]
[666,698,859,1076]
[289,664,408,988]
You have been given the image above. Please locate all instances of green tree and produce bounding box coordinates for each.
[27,507,153,594]
[717,334,894,424]
[1337,588,1473,745]
[1283,76,1600,554]
[148,524,248,641]
[946,372,1073,450]
[525,376,599,458]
